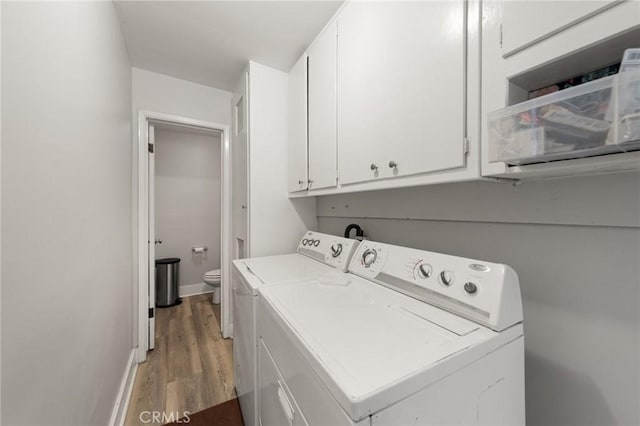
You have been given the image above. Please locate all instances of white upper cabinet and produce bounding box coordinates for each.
[308,20,338,190]
[337,1,467,186]
[481,0,640,180]
[287,54,308,193]
[495,0,640,80]
[501,1,617,57]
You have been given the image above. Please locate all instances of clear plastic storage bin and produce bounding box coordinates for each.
[488,69,640,166]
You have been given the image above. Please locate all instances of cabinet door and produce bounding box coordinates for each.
[337,1,466,185]
[308,20,337,190]
[232,71,248,241]
[501,1,617,57]
[288,54,308,193]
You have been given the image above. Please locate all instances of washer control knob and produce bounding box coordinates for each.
[464,282,478,294]
[439,270,454,286]
[330,243,343,258]
[313,239,320,247]
[417,263,432,279]
[302,239,308,246]
[362,248,378,268]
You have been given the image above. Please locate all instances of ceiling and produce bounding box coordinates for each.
[114,1,343,92]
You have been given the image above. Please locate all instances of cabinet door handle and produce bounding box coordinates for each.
[298,179,304,185]
[370,163,378,171]
[388,160,398,169]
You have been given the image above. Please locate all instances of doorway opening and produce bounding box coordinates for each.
[136,111,232,363]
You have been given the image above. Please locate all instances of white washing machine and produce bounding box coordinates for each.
[231,231,360,426]
[258,240,525,426]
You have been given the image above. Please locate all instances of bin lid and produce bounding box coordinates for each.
[156,257,181,265]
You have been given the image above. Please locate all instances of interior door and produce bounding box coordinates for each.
[308,20,337,190]
[148,123,156,351]
[233,70,249,258]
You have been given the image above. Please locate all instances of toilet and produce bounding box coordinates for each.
[203,269,221,304]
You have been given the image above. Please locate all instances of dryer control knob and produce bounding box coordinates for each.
[417,263,432,279]
[439,270,454,286]
[464,282,478,294]
[362,248,377,268]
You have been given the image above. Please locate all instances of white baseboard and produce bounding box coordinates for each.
[223,322,234,339]
[109,349,137,426]
[179,282,214,298]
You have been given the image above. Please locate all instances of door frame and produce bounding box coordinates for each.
[136,110,232,363]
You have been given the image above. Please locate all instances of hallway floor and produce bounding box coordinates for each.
[125,294,235,425]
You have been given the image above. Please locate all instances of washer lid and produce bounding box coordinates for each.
[260,276,515,421]
[241,253,332,286]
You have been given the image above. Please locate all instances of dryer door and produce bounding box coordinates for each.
[259,339,309,426]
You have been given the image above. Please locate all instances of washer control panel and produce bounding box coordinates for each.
[349,241,522,331]
[349,242,389,279]
[297,231,360,272]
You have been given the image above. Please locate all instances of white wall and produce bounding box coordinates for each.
[2,2,132,425]
[317,172,640,426]
[155,126,221,290]
[132,68,233,124]
[247,62,317,257]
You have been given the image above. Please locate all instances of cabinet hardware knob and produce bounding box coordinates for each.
[388,160,398,169]
[298,180,304,185]
[370,163,378,171]
[154,240,162,245]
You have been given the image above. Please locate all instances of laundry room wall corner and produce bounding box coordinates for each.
[316,172,640,426]
[247,62,317,257]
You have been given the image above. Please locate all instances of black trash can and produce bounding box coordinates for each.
[155,258,181,307]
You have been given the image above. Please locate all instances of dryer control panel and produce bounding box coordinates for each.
[349,241,522,331]
[297,231,360,272]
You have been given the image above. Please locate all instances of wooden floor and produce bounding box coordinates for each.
[125,294,235,425]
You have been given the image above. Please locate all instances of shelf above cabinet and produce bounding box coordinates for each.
[488,72,640,168]
[481,0,640,182]
[486,150,640,181]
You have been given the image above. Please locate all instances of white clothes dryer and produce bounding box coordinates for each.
[258,240,525,426]
[231,231,360,426]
